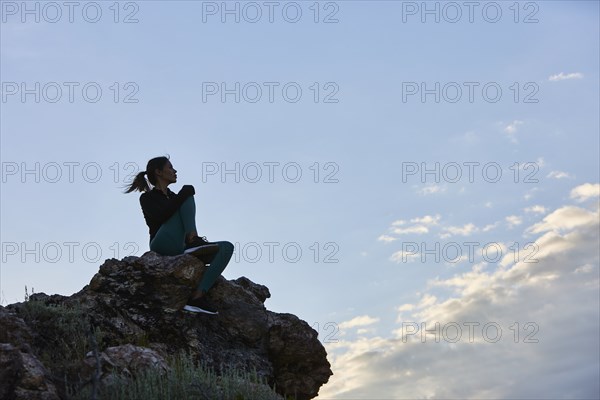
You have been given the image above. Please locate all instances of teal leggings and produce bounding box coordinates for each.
[150,196,234,293]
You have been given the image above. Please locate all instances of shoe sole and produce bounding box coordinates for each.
[183,305,218,315]
[184,244,219,256]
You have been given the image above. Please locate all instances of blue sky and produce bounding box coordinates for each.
[1,1,599,398]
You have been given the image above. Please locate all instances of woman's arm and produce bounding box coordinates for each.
[140,185,195,227]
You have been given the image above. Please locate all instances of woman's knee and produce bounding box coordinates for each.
[218,241,234,254]
[182,195,195,205]
[151,230,185,256]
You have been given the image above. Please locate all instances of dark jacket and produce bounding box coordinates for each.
[139,185,195,242]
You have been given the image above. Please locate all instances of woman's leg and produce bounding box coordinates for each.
[195,241,234,294]
[150,196,198,256]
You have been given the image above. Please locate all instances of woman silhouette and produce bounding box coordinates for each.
[125,155,233,314]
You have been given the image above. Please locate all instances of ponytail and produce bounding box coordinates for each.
[122,155,170,194]
[123,171,150,193]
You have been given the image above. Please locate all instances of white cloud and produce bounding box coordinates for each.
[417,184,446,195]
[385,215,441,237]
[377,235,396,243]
[503,120,525,144]
[549,72,584,81]
[574,264,594,274]
[417,293,437,308]
[547,170,572,179]
[535,157,545,169]
[505,215,523,228]
[504,120,524,134]
[356,328,376,335]
[527,205,598,234]
[440,223,477,238]
[570,183,600,202]
[338,315,380,330]
[397,304,415,312]
[320,194,600,400]
[524,205,547,214]
[524,187,539,200]
[390,250,420,263]
[483,222,500,232]
[391,225,429,235]
[411,215,441,225]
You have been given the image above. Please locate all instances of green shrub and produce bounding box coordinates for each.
[70,352,285,400]
[15,299,103,368]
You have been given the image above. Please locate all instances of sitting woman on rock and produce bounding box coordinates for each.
[124,155,234,315]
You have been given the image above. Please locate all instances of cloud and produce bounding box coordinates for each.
[377,234,396,243]
[570,183,600,202]
[548,72,584,81]
[524,187,539,200]
[411,215,441,225]
[527,205,598,234]
[503,120,525,143]
[417,184,446,195]
[390,250,420,263]
[391,225,429,235]
[547,170,572,179]
[524,205,547,214]
[397,304,415,312]
[483,222,500,232]
[356,328,376,335]
[338,315,380,330]
[504,120,524,134]
[534,157,545,169]
[320,185,600,399]
[574,264,595,274]
[440,223,477,238]
[505,215,523,228]
[385,214,441,236]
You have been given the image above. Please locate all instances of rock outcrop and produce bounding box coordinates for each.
[0,251,332,399]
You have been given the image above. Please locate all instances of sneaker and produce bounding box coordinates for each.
[184,236,219,256]
[183,295,218,315]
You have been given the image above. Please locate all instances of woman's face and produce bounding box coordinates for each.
[157,161,177,184]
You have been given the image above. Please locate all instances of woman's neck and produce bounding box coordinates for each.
[154,182,169,195]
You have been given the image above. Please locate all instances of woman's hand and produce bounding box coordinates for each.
[179,185,195,197]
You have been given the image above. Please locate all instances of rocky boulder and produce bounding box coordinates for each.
[0,342,60,400]
[1,251,332,399]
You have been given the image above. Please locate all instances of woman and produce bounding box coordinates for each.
[124,155,234,315]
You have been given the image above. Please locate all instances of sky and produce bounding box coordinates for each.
[1,1,599,398]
